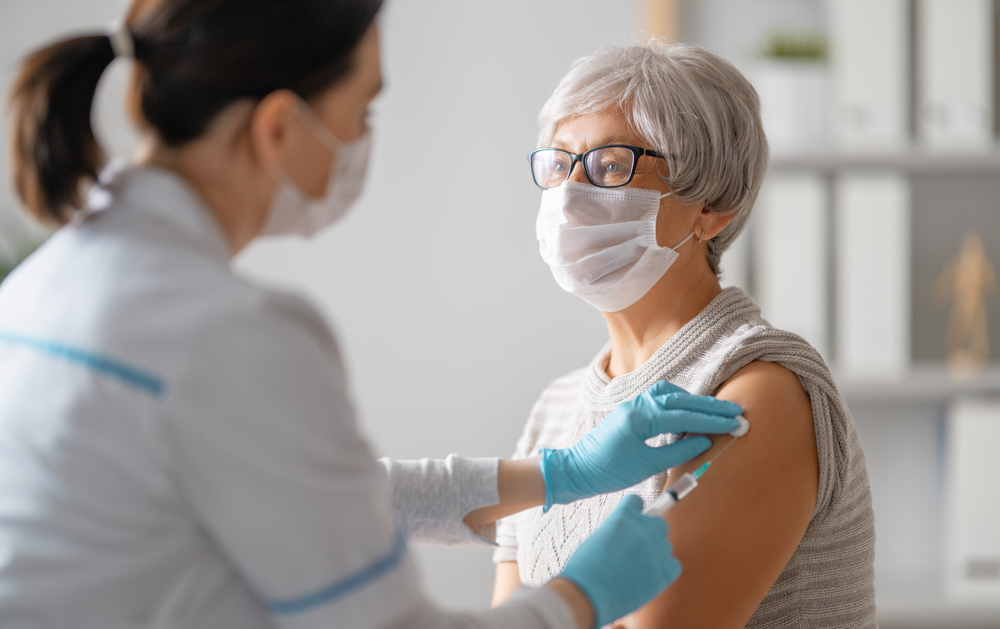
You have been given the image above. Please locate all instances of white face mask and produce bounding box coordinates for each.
[261,102,372,238]
[536,180,694,312]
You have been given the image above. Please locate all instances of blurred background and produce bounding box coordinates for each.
[0,1,998,627]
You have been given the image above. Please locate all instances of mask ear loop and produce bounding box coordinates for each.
[698,229,705,243]
[655,191,700,252]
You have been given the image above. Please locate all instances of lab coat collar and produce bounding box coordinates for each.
[84,161,232,261]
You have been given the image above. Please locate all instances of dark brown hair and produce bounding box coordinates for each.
[8,0,383,224]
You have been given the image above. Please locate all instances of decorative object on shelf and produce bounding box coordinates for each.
[917,0,995,151]
[935,232,996,376]
[829,0,910,150]
[945,397,1000,601]
[755,31,828,153]
[835,172,911,378]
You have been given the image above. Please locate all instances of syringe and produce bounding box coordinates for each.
[642,414,749,517]
[642,461,710,516]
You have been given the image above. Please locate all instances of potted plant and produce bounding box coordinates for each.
[754,31,829,153]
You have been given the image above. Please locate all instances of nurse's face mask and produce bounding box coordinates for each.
[261,100,372,238]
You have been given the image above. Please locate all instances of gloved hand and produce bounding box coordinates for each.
[559,494,680,628]
[539,380,741,511]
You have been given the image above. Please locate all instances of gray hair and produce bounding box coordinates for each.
[538,41,769,276]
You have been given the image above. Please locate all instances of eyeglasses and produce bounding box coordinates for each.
[528,145,666,190]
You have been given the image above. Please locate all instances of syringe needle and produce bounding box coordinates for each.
[705,434,739,466]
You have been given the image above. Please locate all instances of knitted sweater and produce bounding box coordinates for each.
[494,287,877,628]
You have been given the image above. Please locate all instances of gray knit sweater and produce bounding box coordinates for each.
[494,287,877,628]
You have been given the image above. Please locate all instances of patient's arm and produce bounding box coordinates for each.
[615,360,819,628]
[492,561,522,608]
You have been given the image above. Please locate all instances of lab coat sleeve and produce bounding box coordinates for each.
[161,290,575,629]
[399,587,576,629]
[379,455,500,546]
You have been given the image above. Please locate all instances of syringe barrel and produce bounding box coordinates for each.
[670,472,699,500]
[643,491,677,516]
[642,473,699,516]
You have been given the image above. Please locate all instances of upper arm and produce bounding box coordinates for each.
[617,360,819,628]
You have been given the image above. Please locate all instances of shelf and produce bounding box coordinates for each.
[836,364,1000,405]
[770,148,1000,175]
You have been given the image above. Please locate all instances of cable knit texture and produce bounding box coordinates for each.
[494,287,877,628]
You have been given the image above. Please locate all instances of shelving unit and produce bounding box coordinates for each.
[645,1,1000,627]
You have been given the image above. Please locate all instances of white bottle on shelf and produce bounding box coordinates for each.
[829,0,911,150]
[835,173,911,378]
[917,0,995,151]
[754,173,829,357]
[945,397,1000,600]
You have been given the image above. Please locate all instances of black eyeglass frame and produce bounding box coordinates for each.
[527,144,667,190]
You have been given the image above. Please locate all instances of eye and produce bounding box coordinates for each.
[599,159,629,175]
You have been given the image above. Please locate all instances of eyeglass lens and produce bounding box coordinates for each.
[531,147,638,189]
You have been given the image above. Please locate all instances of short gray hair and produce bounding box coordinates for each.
[538,41,769,276]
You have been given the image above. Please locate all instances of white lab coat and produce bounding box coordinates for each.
[0,165,572,629]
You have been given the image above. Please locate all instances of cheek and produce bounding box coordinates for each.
[322,92,370,143]
[654,202,697,249]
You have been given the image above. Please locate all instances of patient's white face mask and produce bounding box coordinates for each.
[261,102,372,238]
[536,180,694,312]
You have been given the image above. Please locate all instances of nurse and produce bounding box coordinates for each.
[0,1,743,628]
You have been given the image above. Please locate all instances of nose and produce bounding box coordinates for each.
[567,159,590,184]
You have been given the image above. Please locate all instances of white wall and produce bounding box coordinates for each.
[0,0,641,611]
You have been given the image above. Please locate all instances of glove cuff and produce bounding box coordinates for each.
[538,448,564,513]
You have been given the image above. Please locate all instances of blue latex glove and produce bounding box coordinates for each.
[539,380,741,511]
[560,494,680,628]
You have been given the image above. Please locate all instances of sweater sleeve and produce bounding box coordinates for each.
[379,455,500,546]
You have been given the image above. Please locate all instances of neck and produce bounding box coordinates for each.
[133,106,272,257]
[601,247,723,378]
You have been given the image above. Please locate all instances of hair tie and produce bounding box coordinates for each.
[107,20,134,59]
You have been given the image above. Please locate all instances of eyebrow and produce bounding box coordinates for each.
[549,134,630,152]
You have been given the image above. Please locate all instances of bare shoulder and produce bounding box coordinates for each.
[617,360,819,628]
[716,360,811,423]
[707,359,818,503]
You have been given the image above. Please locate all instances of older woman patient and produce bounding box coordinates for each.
[492,42,876,628]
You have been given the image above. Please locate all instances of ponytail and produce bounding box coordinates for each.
[8,0,383,226]
[9,34,116,224]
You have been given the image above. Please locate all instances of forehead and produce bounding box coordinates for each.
[550,110,642,152]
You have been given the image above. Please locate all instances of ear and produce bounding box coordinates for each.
[248,90,300,173]
[697,206,737,241]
